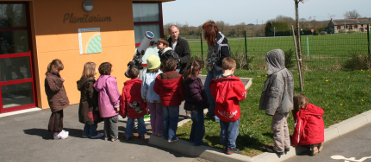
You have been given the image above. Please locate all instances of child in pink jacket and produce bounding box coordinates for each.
[94,62,120,142]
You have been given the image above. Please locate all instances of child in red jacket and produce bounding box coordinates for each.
[122,67,148,141]
[154,58,184,142]
[292,93,324,156]
[210,57,246,154]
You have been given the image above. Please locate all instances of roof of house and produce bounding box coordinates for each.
[330,18,370,26]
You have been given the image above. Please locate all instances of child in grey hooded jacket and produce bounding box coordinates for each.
[259,49,294,155]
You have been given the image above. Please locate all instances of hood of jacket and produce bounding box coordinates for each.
[212,76,243,104]
[123,78,142,87]
[77,77,95,91]
[156,71,182,89]
[302,103,324,116]
[94,75,112,92]
[266,49,286,75]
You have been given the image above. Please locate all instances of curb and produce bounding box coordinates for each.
[0,108,42,118]
[149,108,371,161]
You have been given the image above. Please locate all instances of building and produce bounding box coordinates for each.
[328,18,370,34]
[0,0,174,113]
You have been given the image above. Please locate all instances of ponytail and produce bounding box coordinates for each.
[183,59,204,82]
[46,59,64,75]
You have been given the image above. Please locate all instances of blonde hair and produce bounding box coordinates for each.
[221,57,236,70]
[82,62,96,79]
[293,93,309,112]
[46,59,64,75]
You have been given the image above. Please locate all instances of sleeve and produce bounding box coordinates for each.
[234,81,247,101]
[153,77,160,95]
[215,38,230,66]
[188,82,203,105]
[141,76,147,100]
[265,78,284,115]
[119,87,127,118]
[86,82,98,107]
[209,79,217,100]
[179,40,190,64]
[46,76,64,92]
[106,78,120,107]
[178,78,185,101]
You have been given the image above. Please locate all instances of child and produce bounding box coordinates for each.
[259,49,294,156]
[183,59,210,146]
[141,55,163,137]
[154,58,184,142]
[122,67,148,140]
[94,62,120,142]
[292,93,324,156]
[77,62,104,139]
[210,57,246,154]
[45,59,70,139]
[157,38,180,72]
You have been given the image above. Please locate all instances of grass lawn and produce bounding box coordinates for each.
[176,69,371,157]
[187,33,370,70]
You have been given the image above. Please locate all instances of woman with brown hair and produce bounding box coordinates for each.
[202,20,231,120]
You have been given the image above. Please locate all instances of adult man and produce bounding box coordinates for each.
[168,25,190,75]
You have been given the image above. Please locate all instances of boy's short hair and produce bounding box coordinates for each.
[128,67,139,79]
[221,57,236,70]
[98,62,112,75]
[293,93,309,111]
[162,58,177,72]
[157,38,169,47]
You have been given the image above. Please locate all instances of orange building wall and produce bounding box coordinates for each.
[32,0,136,109]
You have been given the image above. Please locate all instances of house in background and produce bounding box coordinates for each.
[328,18,370,34]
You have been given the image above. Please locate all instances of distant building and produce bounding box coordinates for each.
[328,18,370,34]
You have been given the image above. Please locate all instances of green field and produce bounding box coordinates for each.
[177,69,371,157]
[187,32,370,70]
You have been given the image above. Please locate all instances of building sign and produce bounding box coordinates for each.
[78,28,102,54]
[63,13,111,23]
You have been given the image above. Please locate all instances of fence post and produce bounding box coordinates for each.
[367,24,370,55]
[244,31,248,69]
[200,32,204,60]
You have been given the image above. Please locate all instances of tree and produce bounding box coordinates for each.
[344,10,361,19]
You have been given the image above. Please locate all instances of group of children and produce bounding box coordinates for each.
[44,42,325,156]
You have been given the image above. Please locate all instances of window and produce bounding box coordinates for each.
[133,2,163,44]
[132,2,164,64]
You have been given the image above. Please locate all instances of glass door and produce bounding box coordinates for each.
[0,2,36,113]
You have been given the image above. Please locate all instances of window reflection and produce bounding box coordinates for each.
[0,56,31,82]
[0,4,27,28]
[0,30,29,54]
[2,82,34,108]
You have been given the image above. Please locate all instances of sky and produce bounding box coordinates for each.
[162,0,371,26]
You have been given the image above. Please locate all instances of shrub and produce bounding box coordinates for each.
[284,49,295,69]
[230,52,254,70]
[342,53,371,70]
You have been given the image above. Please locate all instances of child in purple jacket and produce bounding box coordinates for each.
[94,62,120,142]
[183,59,210,146]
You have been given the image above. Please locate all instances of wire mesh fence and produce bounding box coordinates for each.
[187,30,370,71]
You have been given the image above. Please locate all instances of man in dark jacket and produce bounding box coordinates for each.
[168,25,190,75]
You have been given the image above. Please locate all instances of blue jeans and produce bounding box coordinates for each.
[204,67,223,117]
[220,119,239,149]
[125,116,147,137]
[83,124,98,137]
[189,109,205,145]
[163,106,179,142]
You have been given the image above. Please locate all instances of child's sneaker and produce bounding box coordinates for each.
[317,143,323,153]
[226,147,240,155]
[91,133,104,139]
[138,135,145,140]
[53,132,61,139]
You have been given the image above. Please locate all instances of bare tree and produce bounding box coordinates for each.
[344,10,361,19]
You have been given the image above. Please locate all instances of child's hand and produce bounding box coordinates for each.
[61,78,65,82]
[143,99,147,103]
[115,107,120,112]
